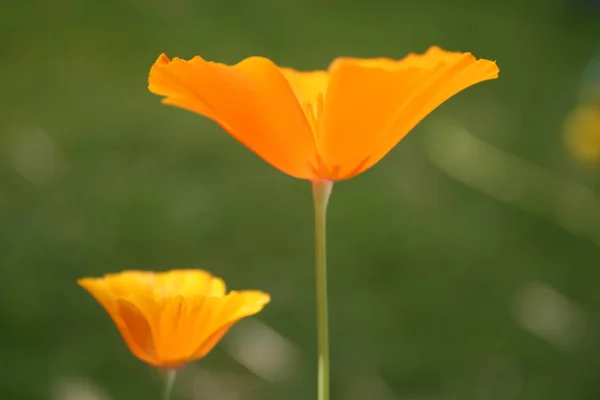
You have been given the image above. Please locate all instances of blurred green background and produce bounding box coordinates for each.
[2,0,600,399]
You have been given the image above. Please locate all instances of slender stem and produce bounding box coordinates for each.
[162,369,177,400]
[312,180,333,400]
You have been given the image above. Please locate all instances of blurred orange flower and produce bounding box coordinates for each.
[564,104,600,166]
[148,46,498,180]
[78,270,270,368]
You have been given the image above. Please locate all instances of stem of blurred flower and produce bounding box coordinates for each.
[312,180,333,400]
[162,369,176,400]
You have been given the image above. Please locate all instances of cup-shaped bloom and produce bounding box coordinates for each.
[78,269,270,368]
[148,46,499,180]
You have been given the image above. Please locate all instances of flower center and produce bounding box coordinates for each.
[303,92,324,135]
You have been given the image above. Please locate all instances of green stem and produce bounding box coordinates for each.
[312,180,333,400]
[162,369,177,400]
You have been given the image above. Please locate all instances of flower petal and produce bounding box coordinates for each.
[153,269,226,297]
[78,278,157,364]
[320,47,499,179]
[92,271,155,297]
[88,269,226,298]
[279,68,329,156]
[279,68,329,110]
[192,323,235,359]
[115,298,159,365]
[191,290,271,359]
[143,295,209,366]
[129,291,269,366]
[149,54,318,179]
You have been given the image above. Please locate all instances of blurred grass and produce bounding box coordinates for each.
[2,0,600,399]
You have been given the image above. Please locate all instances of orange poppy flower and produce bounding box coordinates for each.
[148,46,498,180]
[78,269,270,368]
